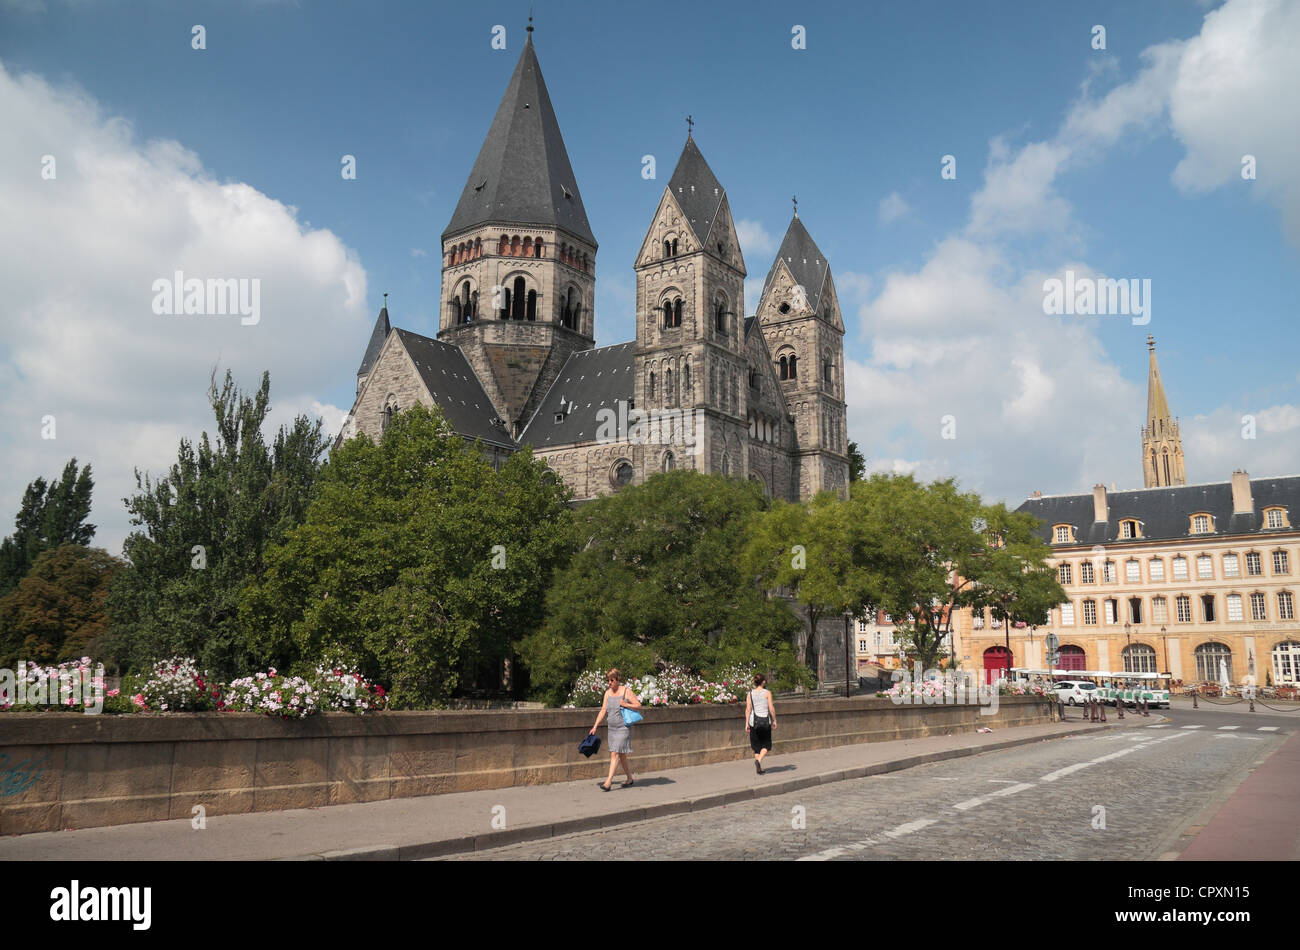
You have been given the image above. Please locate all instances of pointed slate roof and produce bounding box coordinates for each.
[667,136,726,244]
[762,214,830,313]
[443,35,595,246]
[517,343,636,447]
[356,305,390,378]
[393,329,516,450]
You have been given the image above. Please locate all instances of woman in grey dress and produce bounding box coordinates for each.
[589,668,641,791]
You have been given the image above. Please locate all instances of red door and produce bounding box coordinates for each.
[984,647,1012,684]
[1059,645,1086,671]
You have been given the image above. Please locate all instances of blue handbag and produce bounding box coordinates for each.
[621,704,643,726]
[578,733,601,757]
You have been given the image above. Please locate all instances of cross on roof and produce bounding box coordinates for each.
[686,114,693,138]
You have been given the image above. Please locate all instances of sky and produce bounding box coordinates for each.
[1,0,1298,555]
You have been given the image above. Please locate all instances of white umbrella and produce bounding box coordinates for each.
[1219,658,1230,690]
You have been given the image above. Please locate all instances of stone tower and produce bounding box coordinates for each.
[633,133,748,476]
[437,26,597,438]
[1141,334,1186,488]
[755,210,849,497]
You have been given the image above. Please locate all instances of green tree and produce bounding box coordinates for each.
[971,502,1066,661]
[0,544,121,667]
[520,469,804,705]
[107,370,330,678]
[0,459,95,596]
[847,441,866,483]
[240,403,574,708]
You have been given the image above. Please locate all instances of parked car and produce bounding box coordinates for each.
[1053,680,1099,705]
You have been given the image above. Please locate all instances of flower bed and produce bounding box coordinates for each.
[563,664,757,709]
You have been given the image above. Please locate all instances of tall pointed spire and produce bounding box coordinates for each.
[667,134,725,244]
[442,35,594,245]
[761,211,830,315]
[1141,335,1186,487]
[357,297,391,385]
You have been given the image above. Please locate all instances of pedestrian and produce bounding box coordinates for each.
[746,673,776,774]
[589,668,641,791]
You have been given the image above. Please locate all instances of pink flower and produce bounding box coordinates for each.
[131,693,146,709]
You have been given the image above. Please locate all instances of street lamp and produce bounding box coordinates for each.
[1160,625,1168,676]
[1124,621,1132,673]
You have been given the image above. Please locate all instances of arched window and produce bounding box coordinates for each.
[534,238,544,258]
[683,362,691,396]
[526,289,537,321]
[662,300,674,328]
[1273,641,1300,685]
[662,452,675,472]
[474,238,481,259]
[671,238,678,255]
[1122,644,1157,673]
[665,368,673,406]
[779,356,788,380]
[499,286,511,319]
[648,371,655,401]
[715,302,726,334]
[523,237,533,257]
[450,297,462,323]
[663,240,671,258]
[1163,450,1171,485]
[498,235,509,255]
[562,287,579,329]
[511,236,521,256]
[382,396,399,434]
[512,277,526,319]
[673,298,683,327]
[612,460,634,489]
[1195,642,1233,683]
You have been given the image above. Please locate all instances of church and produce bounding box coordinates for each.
[338,26,850,503]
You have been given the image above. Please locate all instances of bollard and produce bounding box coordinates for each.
[1192,690,1198,709]
[1099,697,1107,722]
[1249,691,1255,713]
[1091,699,1099,722]
[1116,695,1123,719]
[1142,697,1149,717]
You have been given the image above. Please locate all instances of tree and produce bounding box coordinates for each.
[0,544,121,667]
[107,370,330,678]
[847,441,866,483]
[742,491,876,681]
[520,470,804,706]
[240,403,574,708]
[0,459,95,596]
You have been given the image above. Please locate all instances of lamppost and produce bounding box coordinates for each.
[1124,621,1132,674]
[1160,625,1168,676]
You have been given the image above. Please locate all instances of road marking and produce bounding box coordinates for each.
[952,783,1035,811]
[1146,724,1170,728]
[797,818,935,861]
[1218,725,1240,730]
[1180,724,1204,729]
[1040,732,1188,782]
[988,779,1019,784]
[1258,726,1279,731]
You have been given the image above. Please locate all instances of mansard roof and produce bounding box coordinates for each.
[518,342,636,447]
[1017,475,1300,547]
[393,329,516,450]
[762,214,831,314]
[667,136,726,245]
[356,304,390,378]
[443,36,595,246]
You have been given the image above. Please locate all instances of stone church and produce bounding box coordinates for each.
[339,28,850,504]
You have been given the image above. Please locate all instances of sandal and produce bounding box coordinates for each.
[623,779,634,788]
[598,782,612,791]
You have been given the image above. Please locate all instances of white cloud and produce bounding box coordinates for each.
[878,192,912,225]
[410,248,428,258]
[735,218,776,257]
[0,62,368,555]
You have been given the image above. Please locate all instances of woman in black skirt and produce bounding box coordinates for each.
[745,673,776,774]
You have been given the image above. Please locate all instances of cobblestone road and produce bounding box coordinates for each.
[439,724,1283,861]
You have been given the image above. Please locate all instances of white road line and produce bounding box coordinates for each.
[1258,726,1280,731]
[988,779,1019,784]
[1040,732,1188,782]
[1180,724,1204,729]
[1218,725,1240,730]
[1146,724,1170,728]
[952,783,1035,811]
[883,818,938,837]
[797,819,935,861]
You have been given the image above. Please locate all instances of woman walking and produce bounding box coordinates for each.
[589,669,641,791]
[745,674,776,774]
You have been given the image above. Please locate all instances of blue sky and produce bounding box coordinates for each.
[2,0,1298,552]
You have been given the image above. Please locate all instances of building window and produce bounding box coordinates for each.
[1054,525,1072,544]
[1172,556,1189,581]
[1128,597,1143,624]
[1226,594,1243,622]
[1280,591,1296,621]
[1082,600,1097,625]
[612,460,634,489]
[1120,520,1138,539]
[1192,514,1211,534]
[1149,558,1165,582]
[859,639,868,653]
[1273,550,1290,574]
[1176,595,1192,623]
[1126,559,1141,583]
[1250,592,1267,620]
[1123,644,1158,674]
[1058,563,1072,585]
[1080,562,1095,584]
[1197,555,1213,580]
[1201,595,1216,623]
[1104,599,1118,625]
[1223,554,1239,578]
[1061,602,1075,625]
[662,452,675,472]
[511,276,526,319]
[1195,642,1232,683]
[1103,560,1117,584]
[1273,641,1300,685]
[973,612,985,629]
[1246,552,1263,576]
[1152,597,1168,624]
[1266,508,1285,529]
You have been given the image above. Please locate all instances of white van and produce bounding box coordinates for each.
[1054,680,1100,705]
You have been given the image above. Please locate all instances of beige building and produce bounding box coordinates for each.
[958,339,1300,687]
[339,28,849,503]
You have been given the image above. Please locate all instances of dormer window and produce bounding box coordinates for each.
[1119,519,1139,539]
[1053,524,1074,544]
[1265,507,1288,529]
[1191,513,1213,534]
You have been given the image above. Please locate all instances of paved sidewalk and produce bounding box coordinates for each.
[0,716,1125,861]
[1175,729,1300,861]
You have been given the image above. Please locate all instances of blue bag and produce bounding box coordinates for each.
[621,705,643,726]
[578,733,601,757]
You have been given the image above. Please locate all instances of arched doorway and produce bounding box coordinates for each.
[983,646,1012,684]
[1195,642,1233,683]
[1122,644,1158,673]
[1058,645,1086,671]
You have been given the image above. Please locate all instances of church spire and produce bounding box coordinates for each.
[1141,335,1186,487]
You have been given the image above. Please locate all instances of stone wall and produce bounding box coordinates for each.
[0,696,1052,835]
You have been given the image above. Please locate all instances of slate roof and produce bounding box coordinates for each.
[667,136,726,245]
[443,37,595,246]
[1017,475,1300,547]
[394,329,516,450]
[357,305,390,378]
[762,215,830,314]
[744,315,756,338]
[517,342,636,447]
